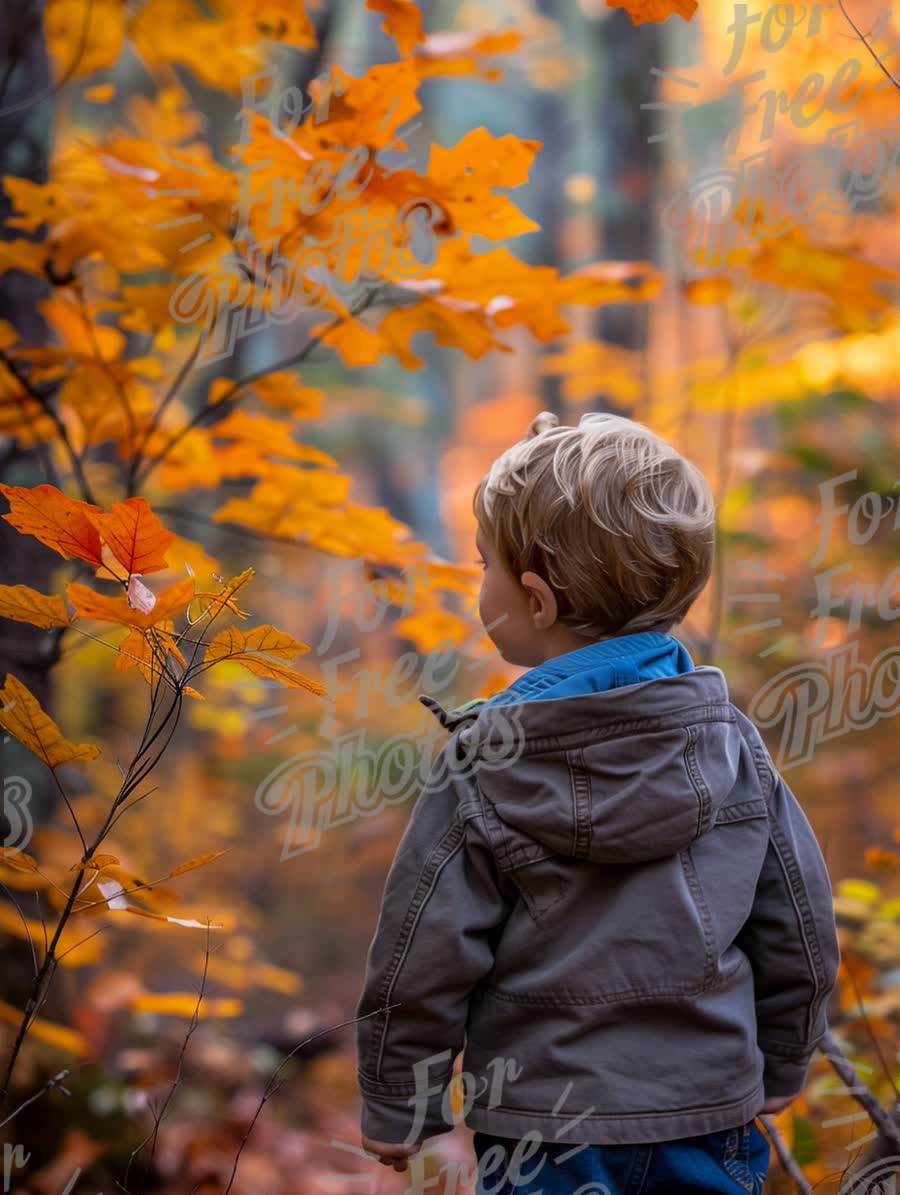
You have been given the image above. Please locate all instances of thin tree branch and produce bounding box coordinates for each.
[0,348,97,505]
[0,883,38,977]
[0,0,94,118]
[759,1113,813,1194]
[821,1028,900,1155]
[221,1006,402,1195]
[0,1068,72,1130]
[126,334,205,498]
[836,5,900,91]
[132,290,384,489]
[120,926,224,1192]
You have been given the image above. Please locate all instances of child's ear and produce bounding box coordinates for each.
[520,570,559,630]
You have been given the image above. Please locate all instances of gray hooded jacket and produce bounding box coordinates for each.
[355,666,841,1146]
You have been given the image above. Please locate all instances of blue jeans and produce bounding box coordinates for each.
[473,1119,770,1195]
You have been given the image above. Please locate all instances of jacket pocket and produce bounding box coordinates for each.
[507,854,572,922]
[493,850,719,1003]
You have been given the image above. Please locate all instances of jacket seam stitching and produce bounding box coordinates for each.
[734,714,774,802]
[568,748,591,857]
[369,820,466,1078]
[477,973,728,1005]
[679,845,719,990]
[682,724,708,838]
[507,705,736,755]
[756,1038,816,1059]
[768,818,828,1046]
[714,799,768,824]
[469,1084,761,1119]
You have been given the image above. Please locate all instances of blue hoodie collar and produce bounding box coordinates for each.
[481,630,695,707]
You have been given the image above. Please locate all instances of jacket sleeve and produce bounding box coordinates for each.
[355,748,516,1146]
[736,764,841,1098]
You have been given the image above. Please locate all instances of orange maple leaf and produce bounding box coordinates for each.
[605,0,697,23]
[414,29,524,82]
[88,497,175,576]
[0,585,70,629]
[67,577,196,629]
[0,483,105,567]
[365,0,425,56]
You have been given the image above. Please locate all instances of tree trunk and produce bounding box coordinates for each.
[0,0,58,842]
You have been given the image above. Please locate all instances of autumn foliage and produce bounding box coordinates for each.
[0,0,899,1189]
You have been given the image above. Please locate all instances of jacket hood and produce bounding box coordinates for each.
[419,666,744,865]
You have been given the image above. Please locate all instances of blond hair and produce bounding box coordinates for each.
[473,411,716,639]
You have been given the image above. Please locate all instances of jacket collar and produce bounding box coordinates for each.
[418,631,694,731]
[480,631,692,707]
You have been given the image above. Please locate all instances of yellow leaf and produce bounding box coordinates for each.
[253,372,323,418]
[0,239,48,277]
[0,905,44,943]
[865,847,900,870]
[365,0,425,56]
[165,850,229,880]
[204,626,325,694]
[393,606,470,653]
[71,854,120,872]
[837,879,881,906]
[250,962,302,995]
[215,649,326,695]
[84,83,116,102]
[0,999,92,1057]
[0,673,101,768]
[206,625,311,662]
[0,584,70,629]
[683,277,733,305]
[0,846,39,872]
[189,953,302,994]
[44,0,127,82]
[128,992,242,1017]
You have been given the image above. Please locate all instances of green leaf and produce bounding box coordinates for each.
[791,1116,819,1166]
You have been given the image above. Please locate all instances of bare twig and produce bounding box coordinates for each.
[132,289,384,489]
[0,348,97,505]
[0,1068,72,1130]
[0,0,94,118]
[125,334,205,497]
[759,1113,813,1194]
[821,1029,900,1155]
[120,925,224,1191]
[222,1005,402,1195]
[836,4,900,91]
[0,884,38,977]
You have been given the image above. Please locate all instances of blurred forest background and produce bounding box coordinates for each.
[1,0,900,1190]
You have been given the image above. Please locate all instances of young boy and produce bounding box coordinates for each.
[355,411,841,1194]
